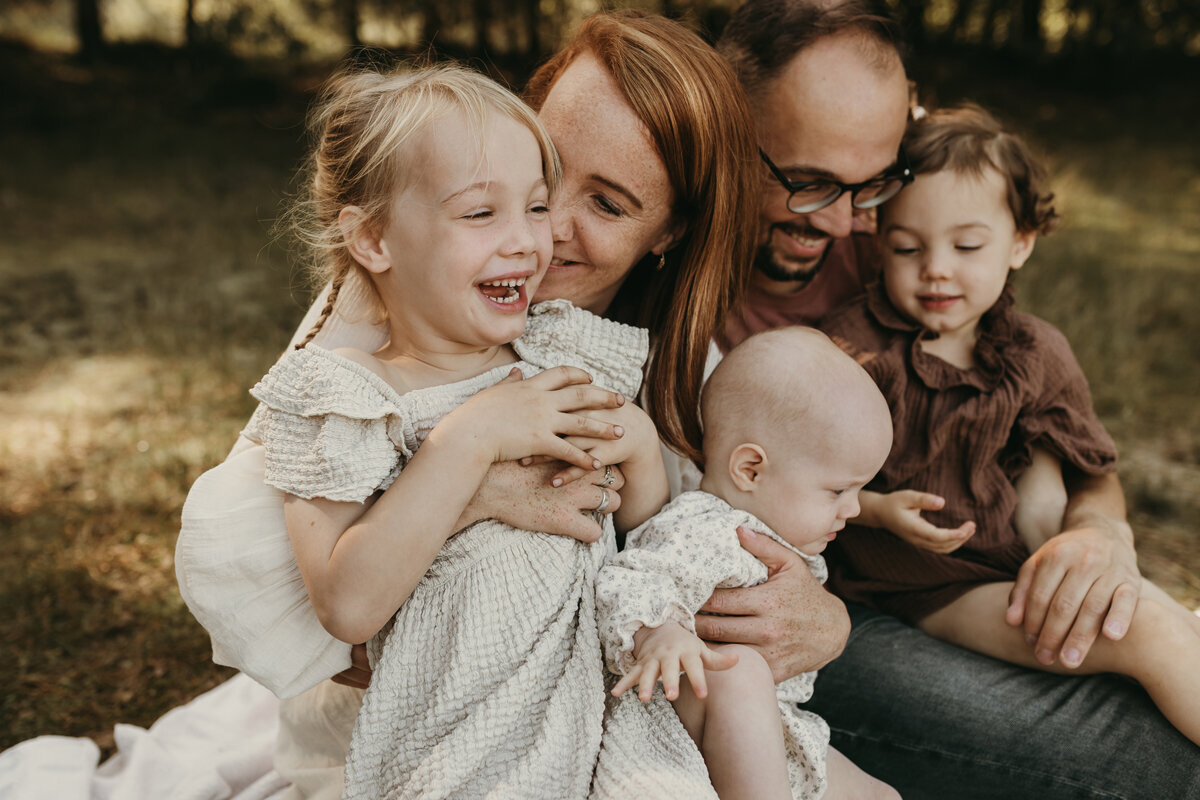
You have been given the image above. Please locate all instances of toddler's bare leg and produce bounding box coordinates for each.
[920,581,1200,746]
[1013,446,1067,552]
[673,643,791,800]
[822,746,901,800]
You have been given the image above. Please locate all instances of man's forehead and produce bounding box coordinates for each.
[757,31,909,181]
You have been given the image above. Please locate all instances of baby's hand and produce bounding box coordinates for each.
[548,401,659,487]
[865,489,975,553]
[442,366,625,472]
[611,622,738,703]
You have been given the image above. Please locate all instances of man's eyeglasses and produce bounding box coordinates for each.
[759,147,913,215]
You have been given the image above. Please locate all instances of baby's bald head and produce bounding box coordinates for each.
[701,327,892,473]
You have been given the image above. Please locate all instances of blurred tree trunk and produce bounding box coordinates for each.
[523,0,541,59]
[422,1,442,46]
[943,0,975,44]
[896,0,928,47]
[75,0,104,61]
[474,0,491,50]
[185,0,200,48]
[1017,0,1043,54]
[344,0,362,48]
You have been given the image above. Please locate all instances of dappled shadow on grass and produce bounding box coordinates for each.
[1,506,235,754]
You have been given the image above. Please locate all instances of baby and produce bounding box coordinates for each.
[596,326,898,800]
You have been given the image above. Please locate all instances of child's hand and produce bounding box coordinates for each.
[439,366,626,472]
[864,489,976,553]
[611,622,738,703]
[547,401,659,487]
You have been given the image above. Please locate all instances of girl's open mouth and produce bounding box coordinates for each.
[478,277,527,305]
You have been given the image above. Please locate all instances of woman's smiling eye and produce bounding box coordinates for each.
[592,194,624,218]
[463,208,494,220]
[529,202,550,216]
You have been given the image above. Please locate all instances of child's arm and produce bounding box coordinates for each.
[611,622,737,702]
[547,401,669,533]
[287,366,624,645]
[1013,445,1068,552]
[856,490,976,553]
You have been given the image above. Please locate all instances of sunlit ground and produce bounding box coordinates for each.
[0,30,1197,755]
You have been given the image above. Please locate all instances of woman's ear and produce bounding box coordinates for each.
[650,216,688,260]
[728,443,768,492]
[339,206,390,274]
[1009,230,1037,271]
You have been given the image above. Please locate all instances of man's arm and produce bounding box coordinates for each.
[1005,471,1140,669]
[693,527,850,683]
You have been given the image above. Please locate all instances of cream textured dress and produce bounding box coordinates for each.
[596,491,832,800]
[213,298,714,800]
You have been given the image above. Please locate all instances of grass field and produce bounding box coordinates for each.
[1,43,1197,754]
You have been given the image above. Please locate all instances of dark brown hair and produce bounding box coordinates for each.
[526,10,760,464]
[899,103,1059,235]
[718,0,906,106]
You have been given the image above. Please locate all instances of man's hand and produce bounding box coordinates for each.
[1005,473,1140,669]
[860,489,975,553]
[330,642,372,689]
[693,527,849,683]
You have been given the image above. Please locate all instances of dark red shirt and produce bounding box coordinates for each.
[819,282,1118,622]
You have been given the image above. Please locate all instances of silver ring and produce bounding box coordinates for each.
[594,487,611,514]
[600,464,616,487]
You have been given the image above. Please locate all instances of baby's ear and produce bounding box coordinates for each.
[339,206,390,274]
[728,443,768,492]
[1009,230,1037,271]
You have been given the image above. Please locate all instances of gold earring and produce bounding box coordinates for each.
[656,252,665,271]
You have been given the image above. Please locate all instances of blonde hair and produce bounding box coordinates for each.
[289,60,561,347]
[525,10,760,465]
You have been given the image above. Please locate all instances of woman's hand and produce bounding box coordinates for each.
[456,460,626,543]
[859,489,976,553]
[441,366,626,472]
[693,527,850,683]
[611,622,738,703]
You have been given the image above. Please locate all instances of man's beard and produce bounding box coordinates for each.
[753,237,831,286]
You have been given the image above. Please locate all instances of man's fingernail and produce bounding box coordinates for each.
[1061,648,1081,667]
[1036,648,1054,664]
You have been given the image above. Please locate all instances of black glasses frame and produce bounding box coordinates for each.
[759,147,914,214]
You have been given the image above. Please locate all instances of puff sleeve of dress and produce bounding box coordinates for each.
[1009,316,1118,478]
[177,345,418,697]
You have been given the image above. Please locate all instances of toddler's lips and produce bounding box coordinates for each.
[917,294,961,311]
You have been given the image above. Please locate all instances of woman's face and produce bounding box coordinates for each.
[534,52,680,315]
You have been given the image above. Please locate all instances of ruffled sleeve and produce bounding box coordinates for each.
[1011,317,1118,477]
[594,492,820,675]
[242,346,415,503]
[513,300,649,398]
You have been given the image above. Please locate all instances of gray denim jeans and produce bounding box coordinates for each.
[800,603,1200,799]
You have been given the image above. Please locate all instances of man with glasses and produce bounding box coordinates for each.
[701,1,1200,797]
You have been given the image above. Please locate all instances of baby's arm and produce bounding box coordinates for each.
[288,366,624,645]
[856,489,976,553]
[1013,445,1068,552]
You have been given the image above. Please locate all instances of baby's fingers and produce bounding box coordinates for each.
[699,645,739,673]
[923,520,976,553]
[659,655,683,701]
[538,436,602,473]
[681,653,708,699]
[611,667,642,698]
[637,659,662,703]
